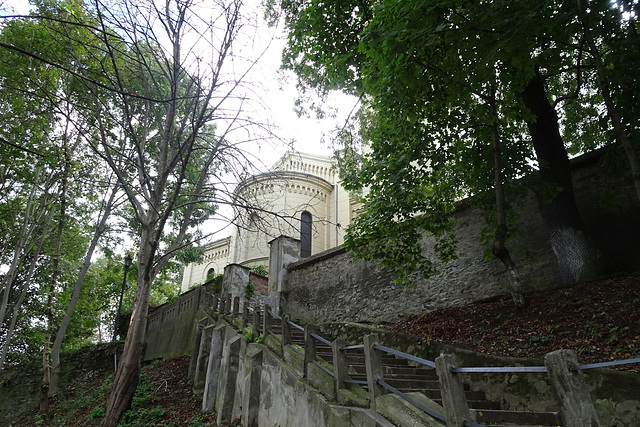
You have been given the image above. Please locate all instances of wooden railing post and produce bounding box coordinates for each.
[333,338,348,396]
[304,324,317,379]
[436,353,471,426]
[544,349,600,427]
[363,333,385,410]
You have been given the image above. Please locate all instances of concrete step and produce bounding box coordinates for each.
[349,373,439,385]
[431,398,501,411]
[347,355,414,367]
[422,388,487,402]
[349,366,439,379]
[384,378,441,391]
[470,409,561,426]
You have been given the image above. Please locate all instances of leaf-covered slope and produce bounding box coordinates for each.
[388,274,640,372]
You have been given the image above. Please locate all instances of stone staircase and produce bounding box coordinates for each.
[276,323,562,427]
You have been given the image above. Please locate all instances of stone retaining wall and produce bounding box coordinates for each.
[144,287,204,360]
[285,149,640,324]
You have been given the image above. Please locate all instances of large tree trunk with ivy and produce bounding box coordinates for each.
[521,71,602,284]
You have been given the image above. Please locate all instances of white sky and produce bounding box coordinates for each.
[0,0,359,242]
[1,0,359,168]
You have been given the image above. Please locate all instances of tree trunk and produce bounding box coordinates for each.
[49,184,118,396]
[575,0,640,203]
[0,207,55,369]
[103,226,156,427]
[41,143,70,414]
[0,166,45,327]
[489,90,526,308]
[520,71,602,284]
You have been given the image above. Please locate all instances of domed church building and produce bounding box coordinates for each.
[180,151,362,292]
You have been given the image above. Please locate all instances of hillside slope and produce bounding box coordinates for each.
[388,274,640,372]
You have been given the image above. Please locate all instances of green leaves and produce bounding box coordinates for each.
[278,0,637,284]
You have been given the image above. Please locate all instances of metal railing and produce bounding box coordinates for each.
[199,294,640,427]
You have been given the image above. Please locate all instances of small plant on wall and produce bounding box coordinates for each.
[250,264,268,277]
[198,273,224,294]
[245,279,255,300]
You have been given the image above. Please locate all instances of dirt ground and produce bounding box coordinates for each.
[387,274,640,372]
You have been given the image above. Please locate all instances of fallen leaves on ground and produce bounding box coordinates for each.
[387,274,640,373]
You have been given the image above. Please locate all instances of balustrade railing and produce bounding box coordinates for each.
[195,291,640,427]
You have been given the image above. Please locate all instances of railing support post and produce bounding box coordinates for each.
[363,333,385,410]
[263,304,273,335]
[242,303,250,328]
[332,339,348,396]
[232,296,240,316]
[436,353,471,427]
[544,349,600,427]
[304,324,317,379]
[282,314,292,354]
[252,305,261,334]
[282,314,292,344]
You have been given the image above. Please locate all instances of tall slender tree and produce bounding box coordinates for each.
[2,1,277,423]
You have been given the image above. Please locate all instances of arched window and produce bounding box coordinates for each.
[206,268,215,280]
[300,211,312,258]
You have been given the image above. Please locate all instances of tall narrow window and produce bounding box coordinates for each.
[300,211,312,258]
[206,268,215,280]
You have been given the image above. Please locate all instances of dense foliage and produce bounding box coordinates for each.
[1,0,275,423]
[274,0,640,285]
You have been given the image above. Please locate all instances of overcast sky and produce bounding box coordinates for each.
[1,0,359,168]
[1,0,359,242]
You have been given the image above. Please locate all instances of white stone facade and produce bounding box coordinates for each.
[181,151,361,291]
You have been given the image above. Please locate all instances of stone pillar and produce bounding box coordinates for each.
[282,314,292,355]
[189,318,210,379]
[241,343,263,427]
[267,235,301,313]
[436,353,470,427]
[193,286,203,310]
[332,339,348,395]
[232,296,240,316]
[263,304,273,335]
[222,263,251,304]
[252,305,261,334]
[304,324,317,379]
[216,329,242,425]
[544,349,600,427]
[202,324,227,412]
[193,324,215,393]
[242,304,250,328]
[363,333,385,410]
[225,293,232,314]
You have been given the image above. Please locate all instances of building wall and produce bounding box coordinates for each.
[181,151,360,292]
[181,237,231,291]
